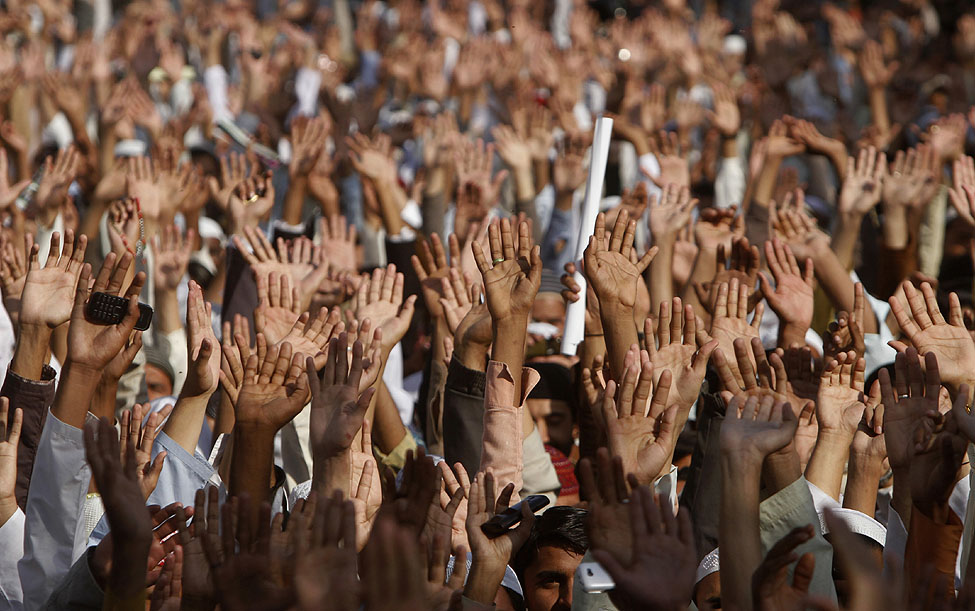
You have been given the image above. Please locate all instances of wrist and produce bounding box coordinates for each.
[815,428,857,447]
[848,451,886,478]
[464,561,507,605]
[0,497,17,526]
[11,324,53,379]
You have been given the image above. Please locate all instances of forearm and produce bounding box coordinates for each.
[803,434,852,501]
[464,559,508,606]
[648,235,675,315]
[51,361,101,429]
[890,468,912,526]
[10,324,53,381]
[373,383,408,454]
[810,246,879,334]
[105,539,151,610]
[512,165,536,205]
[90,377,120,421]
[762,451,802,496]
[867,87,890,135]
[154,288,182,335]
[491,317,528,393]
[163,393,212,454]
[681,245,718,323]
[750,155,783,210]
[533,158,550,192]
[830,213,863,271]
[881,205,910,250]
[778,320,809,350]
[283,175,309,226]
[421,186,446,238]
[842,454,885,515]
[599,302,639,381]
[373,179,407,234]
[719,455,763,611]
[229,425,276,507]
[312,449,352,498]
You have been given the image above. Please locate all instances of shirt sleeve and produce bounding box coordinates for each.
[87,431,223,548]
[203,65,232,124]
[1,365,57,509]
[19,410,93,611]
[759,476,837,603]
[714,156,746,210]
[293,67,321,118]
[520,428,559,505]
[0,508,24,610]
[478,361,540,504]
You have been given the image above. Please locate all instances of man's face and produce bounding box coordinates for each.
[532,294,566,334]
[694,571,721,610]
[145,364,173,401]
[526,398,574,455]
[522,545,584,611]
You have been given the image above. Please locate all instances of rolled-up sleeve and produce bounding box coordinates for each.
[19,410,93,611]
[478,361,540,504]
[2,366,56,509]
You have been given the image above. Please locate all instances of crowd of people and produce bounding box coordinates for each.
[1,0,975,609]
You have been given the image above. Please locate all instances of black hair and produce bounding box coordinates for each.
[512,506,589,581]
[528,363,579,422]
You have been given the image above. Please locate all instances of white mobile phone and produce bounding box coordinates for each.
[576,561,615,594]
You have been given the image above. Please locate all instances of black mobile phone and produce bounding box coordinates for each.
[480,495,550,538]
[86,292,154,331]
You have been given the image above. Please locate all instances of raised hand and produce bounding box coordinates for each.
[646,131,690,190]
[948,155,975,226]
[411,233,452,321]
[751,525,817,611]
[227,172,275,233]
[592,483,696,611]
[647,183,697,240]
[703,280,764,385]
[880,349,941,474]
[118,403,169,500]
[583,211,656,311]
[720,393,798,463]
[888,281,975,391]
[0,149,28,210]
[454,139,508,208]
[824,282,867,362]
[0,234,29,327]
[152,225,194,293]
[289,116,327,179]
[644,298,717,409]
[351,263,417,354]
[463,471,534,605]
[815,351,867,437]
[307,333,377,461]
[20,230,87,329]
[254,271,302,345]
[180,281,220,398]
[279,306,346,371]
[597,357,677,486]
[67,251,145,371]
[293,492,361,611]
[758,238,814,341]
[858,39,898,90]
[34,146,80,222]
[124,156,164,223]
[346,132,397,185]
[318,215,358,273]
[234,341,310,433]
[0,399,21,525]
[707,82,741,138]
[84,417,153,603]
[838,146,885,218]
[439,269,477,335]
[207,152,251,211]
[472,218,542,322]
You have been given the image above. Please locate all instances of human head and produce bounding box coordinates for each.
[512,506,589,611]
